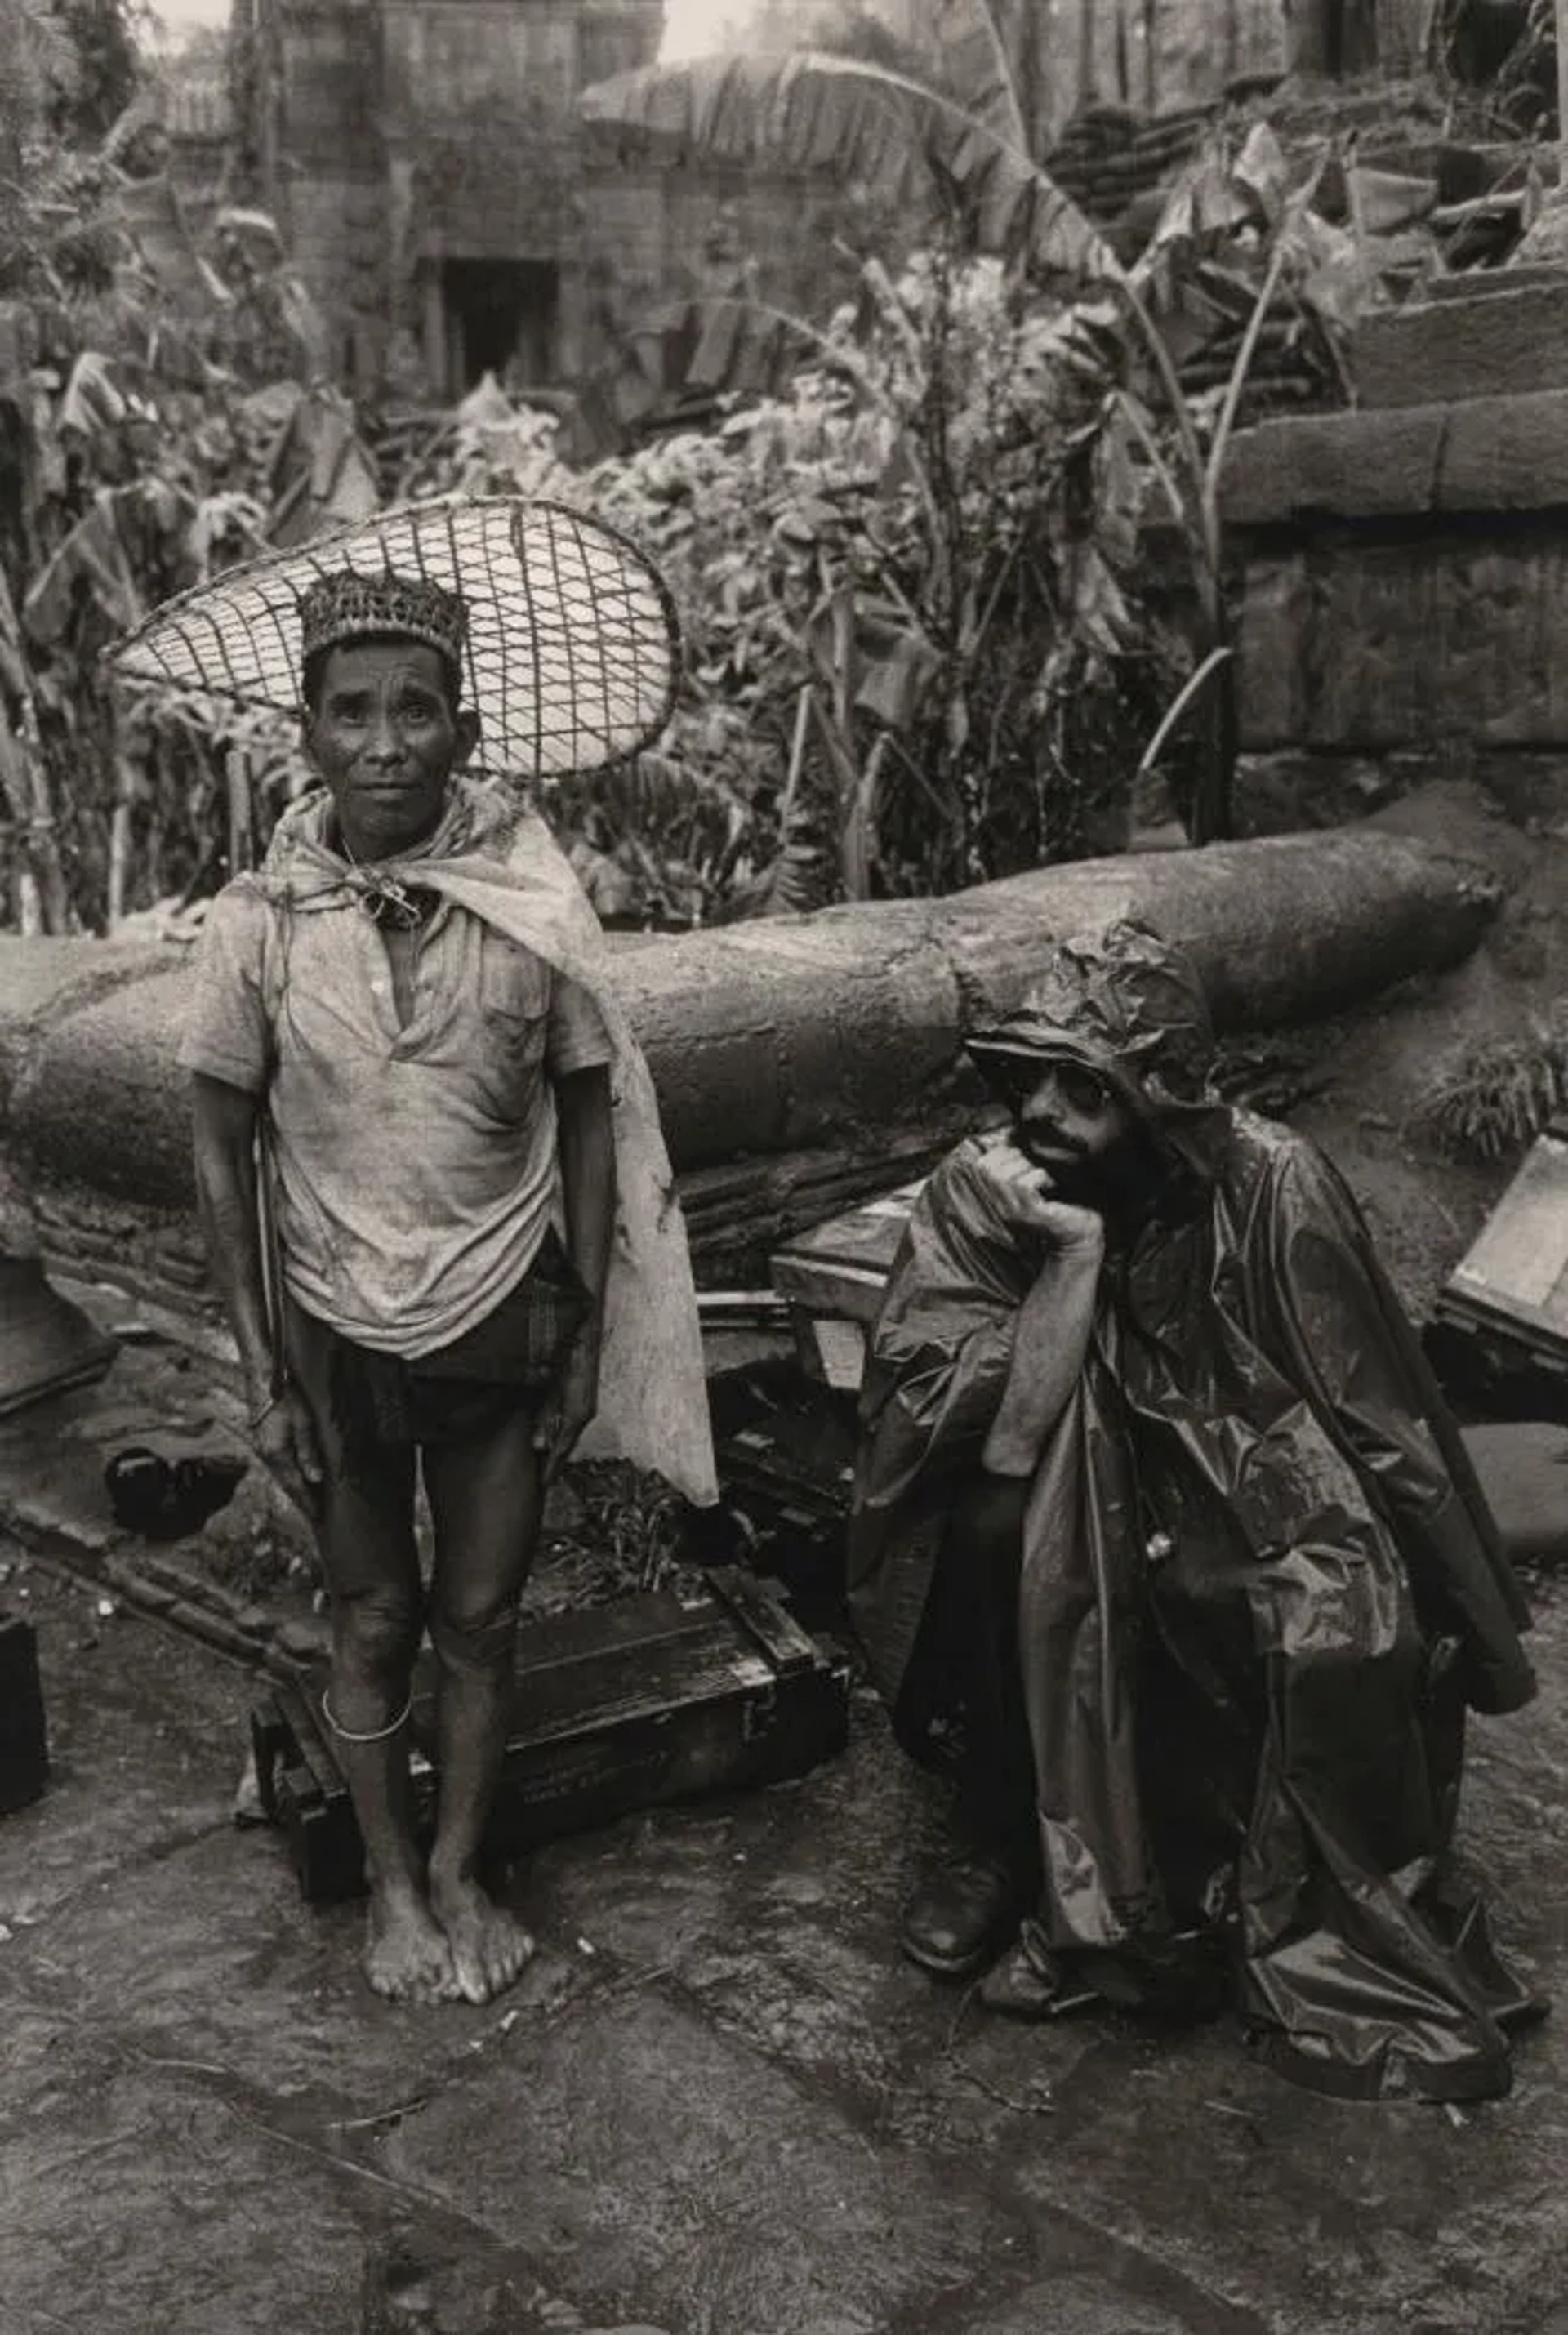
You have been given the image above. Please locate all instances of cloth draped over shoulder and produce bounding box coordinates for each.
[849,919,1539,2102]
[248,776,717,1508]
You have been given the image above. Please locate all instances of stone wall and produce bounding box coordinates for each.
[1223,277,1568,831]
[233,0,1454,399]
[1016,0,1287,136]
[280,0,870,397]
[581,158,881,349]
[259,0,666,391]
[1238,529,1568,754]
[1013,1,1432,135]
[286,171,390,384]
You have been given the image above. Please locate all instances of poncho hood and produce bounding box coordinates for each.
[964,918,1227,1178]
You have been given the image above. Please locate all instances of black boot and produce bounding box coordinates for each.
[980,1921,1096,2019]
[981,1923,1228,2023]
[900,1841,1027,1981]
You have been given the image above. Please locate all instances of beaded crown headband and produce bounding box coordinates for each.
[297,572,468,671]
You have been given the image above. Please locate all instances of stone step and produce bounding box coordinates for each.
[1353,277,1568,411]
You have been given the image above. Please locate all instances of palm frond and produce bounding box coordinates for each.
[581,49,1115,284]
[1410,1032,1568,1163]
[929,0,1027,150]
[554,745,751,839]
[725,831,831,922]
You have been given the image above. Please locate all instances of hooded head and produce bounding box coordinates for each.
[964,920,1227,1206]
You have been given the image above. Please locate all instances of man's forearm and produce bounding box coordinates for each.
[192,1109,276,1403]
[982,1254,1102,1477]
[555,1067,616,1331]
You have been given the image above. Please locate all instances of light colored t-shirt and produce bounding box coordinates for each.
[179,877,610,1357]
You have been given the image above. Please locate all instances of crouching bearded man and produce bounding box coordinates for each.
[168,559,714,2006]
[849,919,1544,2103]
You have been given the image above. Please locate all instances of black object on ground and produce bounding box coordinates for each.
[0,1611,48,1815]
[250,1564,851,1902]
[0,1257,118,1419]
[104,1447,249,1541]
[709,1359,858,1630]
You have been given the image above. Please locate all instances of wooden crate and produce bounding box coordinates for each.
[1429,1117,1568,1419]
[251,1566,851,1903]
[769,1180,922,1392]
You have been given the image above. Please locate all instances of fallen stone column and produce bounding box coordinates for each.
[604,822,1499,1169]
[0,822,1497,1224]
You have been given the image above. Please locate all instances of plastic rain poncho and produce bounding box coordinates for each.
[849,920,1540,2102]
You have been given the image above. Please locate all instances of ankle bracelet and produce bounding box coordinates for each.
[319,1687,413,1744]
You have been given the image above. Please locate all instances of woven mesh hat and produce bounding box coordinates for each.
[105,495,680,778]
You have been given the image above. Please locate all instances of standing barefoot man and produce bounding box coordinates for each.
[116,505,715,2006]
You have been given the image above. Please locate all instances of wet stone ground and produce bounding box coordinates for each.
[2,1534,1567,2335]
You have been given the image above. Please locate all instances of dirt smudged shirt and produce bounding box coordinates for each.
[179,788,610,1357]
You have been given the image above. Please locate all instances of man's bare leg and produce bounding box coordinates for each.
[327,1577,456,2002]
[285,1309,454,2003]
[422,1408,543,2004]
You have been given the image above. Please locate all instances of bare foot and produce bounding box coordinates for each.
[430,1869,535,2005]
[363,1885,457,2004]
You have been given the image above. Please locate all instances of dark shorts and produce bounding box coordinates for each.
[292,1226,590,1483]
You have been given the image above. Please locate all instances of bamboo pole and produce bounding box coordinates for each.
[1374,0,1430,71]
[0,715,71,936]
[106,793,131,928]
[1075,0,1094,115]
[0,576,71,935]
[227,745,256,876]
[106,702,134,929]
[0,0,29,204]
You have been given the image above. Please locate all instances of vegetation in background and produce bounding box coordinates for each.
[0,0,342,934]
[567,246,1177,916]
[2,0,1377,935]
[580,2,1369,852]
[1410,1023,1568,1161]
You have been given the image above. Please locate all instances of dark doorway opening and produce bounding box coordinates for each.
[441,258,559,391]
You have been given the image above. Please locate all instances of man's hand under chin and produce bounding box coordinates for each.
[978,1137,1107,1256]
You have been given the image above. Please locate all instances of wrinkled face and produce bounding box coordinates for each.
[302,639,477,858]
[1013,1056,1138,1182]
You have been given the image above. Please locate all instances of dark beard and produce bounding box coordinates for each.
[1035,1125,1171,1228]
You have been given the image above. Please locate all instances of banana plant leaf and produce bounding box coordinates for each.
[23,478,196,648]
[581,48,1116,285]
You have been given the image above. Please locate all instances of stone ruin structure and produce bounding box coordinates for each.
[1224,268,1568,837]
[224,0,663,399]
[216,0,910,408]
[180,0,1439,409]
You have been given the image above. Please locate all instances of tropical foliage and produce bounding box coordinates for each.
[403,252,1186,922]
[580,1,1367,848]
[2,0,1378,934]
[578,247,1180,914]
[1411,1020,1568,1161]
[0,2,352,934]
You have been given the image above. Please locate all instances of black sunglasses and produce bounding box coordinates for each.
[1004,1058,1114,1118]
